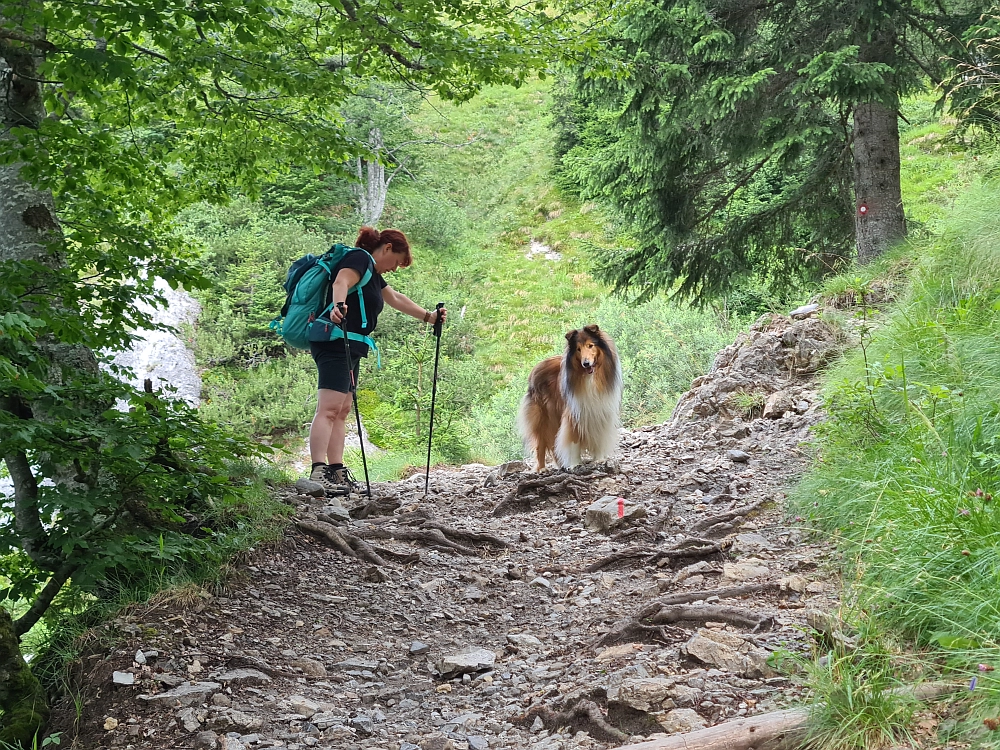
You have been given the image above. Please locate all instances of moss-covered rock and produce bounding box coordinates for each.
[0,608,49,748]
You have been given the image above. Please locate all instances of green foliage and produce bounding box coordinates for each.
[469,292,737,463]
[0,0,595,669]
[0,383,274,603]
[792,180,1000,738]
[943,14,1000,138]
[553,0,988,301]
[805,646,919,750]
[595,295,737,426]
[186,80,747,476]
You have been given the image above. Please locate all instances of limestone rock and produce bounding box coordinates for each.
[617,677,675,711]
[216,669,272,686]
[295,477,326,498]
[656,708,707,734]
[291,657,327,677]
[112,671,134,686]
[789,303,820,320]
[436,646,496,676]
[685,629,774,678]
[506,633,543,649]
[722,560,771,582]
[763,390,796,419]
[585,496,646,532]
[289,695,320,718]
[193,730,218,749]
[138,681,220,707]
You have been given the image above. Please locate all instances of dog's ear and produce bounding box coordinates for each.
[565,329,578,343]
[583,324,600,336]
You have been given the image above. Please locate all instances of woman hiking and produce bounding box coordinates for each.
[308,226,446,495]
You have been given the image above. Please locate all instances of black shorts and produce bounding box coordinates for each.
[311,343,360,393]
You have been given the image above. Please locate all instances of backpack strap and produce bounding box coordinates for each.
[328,328,381,368]
[317,249,376,326]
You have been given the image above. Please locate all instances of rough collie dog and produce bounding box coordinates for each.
[517,325,623,470]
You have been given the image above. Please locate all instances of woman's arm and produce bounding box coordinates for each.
[383,286,445,323]
[330,267,362,322]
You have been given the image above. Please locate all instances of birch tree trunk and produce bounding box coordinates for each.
[355,127,390,226]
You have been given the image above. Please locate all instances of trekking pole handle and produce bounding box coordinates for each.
[433,302,445,338]
[336,301,346,322]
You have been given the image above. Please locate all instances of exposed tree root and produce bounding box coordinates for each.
[296,520,392,567]
[405,519,509,548]
[521,699,628,743]
[350,496,402,519]
[646,604,774,630]
[492,470,597,516]
[596,598,775,647]
[611,682,961,750]
[363,512,509,549]
[353,526,480,555]
[302,509,505,566]
[491,492,539,516]
[596,621,689,647]
[689,498,767,534]
[585,537,731,573]
[657,582,780,606]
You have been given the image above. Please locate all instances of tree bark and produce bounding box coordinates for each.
[355,127,391,226]
[852,26,906,265]
[0,609,49,747]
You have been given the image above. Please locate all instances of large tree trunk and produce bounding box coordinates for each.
[852,26,906,265]
[1,12,90,741]
[852,101,906,264]
[0,609,49,747]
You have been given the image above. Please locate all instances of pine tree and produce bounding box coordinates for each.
[557,0,987,300]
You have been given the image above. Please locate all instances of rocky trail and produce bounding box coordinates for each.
[52,311,850,750]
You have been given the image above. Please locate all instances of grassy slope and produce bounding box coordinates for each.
[789,96,1000,748]
[399,80,609,374]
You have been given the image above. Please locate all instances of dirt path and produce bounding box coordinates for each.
[53,311,847,750]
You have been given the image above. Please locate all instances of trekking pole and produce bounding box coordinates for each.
[337,303,371,500]
[424,302,445,496]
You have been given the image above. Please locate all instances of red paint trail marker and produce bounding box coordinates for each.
[617,497,625,518]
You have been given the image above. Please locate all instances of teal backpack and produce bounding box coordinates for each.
[269,244,380,363]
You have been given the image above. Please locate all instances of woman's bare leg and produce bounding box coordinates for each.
[310,389,353,465]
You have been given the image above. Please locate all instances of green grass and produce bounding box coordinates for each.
[791,178,1000,747]
[898,94,977,235]
[396,79,611,375]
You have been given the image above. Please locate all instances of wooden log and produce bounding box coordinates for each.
[611,707,808,750]
[609,682,959,750]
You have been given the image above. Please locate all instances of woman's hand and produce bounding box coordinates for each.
[331,302,347,323]
[424,306,447,325]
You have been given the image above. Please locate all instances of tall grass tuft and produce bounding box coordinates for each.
[792,181,1000,744]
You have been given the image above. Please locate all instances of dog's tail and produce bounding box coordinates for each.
[516,385,537,458]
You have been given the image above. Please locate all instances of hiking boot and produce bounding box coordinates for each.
[323,464,357,496]
[308,464,349,496]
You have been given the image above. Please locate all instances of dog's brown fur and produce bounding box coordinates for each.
[518,325,622,470]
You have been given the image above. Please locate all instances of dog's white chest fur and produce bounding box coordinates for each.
[557,363,623,465]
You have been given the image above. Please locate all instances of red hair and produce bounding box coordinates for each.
[355,226,412,268]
